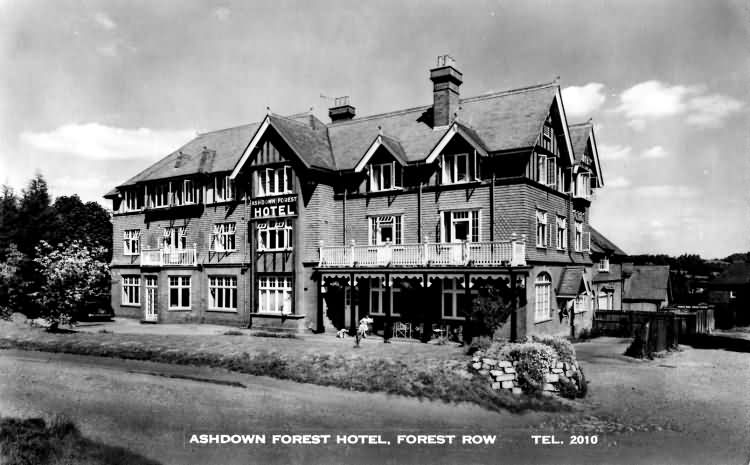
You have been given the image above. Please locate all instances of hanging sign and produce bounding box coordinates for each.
[251,194,298,219]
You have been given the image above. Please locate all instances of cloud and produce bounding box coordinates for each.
[599,144,632,160]
[606,176,631,188]
[632,185,698,199]
[214,7,231,22]
[686,94,744,127]
[20,123,196,161]
[641,145,668,159]
[615,80,743,129]
[93,12,117,30]
[562,83,606,119]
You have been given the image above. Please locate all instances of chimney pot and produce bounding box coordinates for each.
[329,96,356,122]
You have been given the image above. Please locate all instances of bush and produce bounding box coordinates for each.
[531,335,576,365]
[497,342,556,391]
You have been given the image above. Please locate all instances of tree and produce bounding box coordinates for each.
[18,174,54,256]
[465,279,526,342]
[33,241,109,330]
[51,195,113,262]
[0,244,24,319]
[0,185,20,259]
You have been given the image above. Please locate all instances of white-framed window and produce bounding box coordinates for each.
[369,215,402,245]
[441,152,474,184]
[574,294,589,313]
[257,276,292,314]
[257,219,292,251]
[121,276,140,306]
[598,289,614,310]
[215,175,235,202]
[536,210,549,248]
[368,278,401,317]
[575,221,584,251]
[369,162,402,192]
[541,123,557,153]
[123,189,141,211]
[168,276,191,309]
[575,172,591,199]
[598,257,610,272]
[211,223,236,252]
[123,230,140,256]
[537,153,547,185]
[148,183,169,208]
[546,156,557,188]
[534,272,552,322]
[441,278,477,319]
[163,226,187,250]
[556,216,567,250]
[208,276,238,311]
[441,210,480,243]
[173,179,199,206]
[256,166,293,197]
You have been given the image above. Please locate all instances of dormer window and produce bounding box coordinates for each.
[147,183,169,208]
[215,175,235,202]
[369,162,402,192]
[256,165,293,197]
[441,152,478,185]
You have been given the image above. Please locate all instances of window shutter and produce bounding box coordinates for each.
[547,157,556,187]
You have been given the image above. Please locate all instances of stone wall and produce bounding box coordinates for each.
[469,351,583,397]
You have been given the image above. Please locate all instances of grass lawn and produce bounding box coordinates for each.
[0,320,567,414]
[0,416,161,465]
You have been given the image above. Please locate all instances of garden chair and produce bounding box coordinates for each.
[392,322,412,339]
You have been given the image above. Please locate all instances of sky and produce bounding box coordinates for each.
[1,0,748,258]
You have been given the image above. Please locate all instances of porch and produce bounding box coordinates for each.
[317,269,529,343]
[318,238,526,268]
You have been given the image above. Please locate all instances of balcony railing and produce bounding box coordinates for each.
[140,247,198,267]
[318,239,526,268]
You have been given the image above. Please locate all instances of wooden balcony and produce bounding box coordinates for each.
[318,239,526,268]
[140,247,198,267]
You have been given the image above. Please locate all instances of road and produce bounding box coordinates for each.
[0,345,748,465]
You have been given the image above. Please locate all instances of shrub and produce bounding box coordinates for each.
[465,335,492,355]
[531,335,576,365]
[223,330,244,336]
[497,342,556,391]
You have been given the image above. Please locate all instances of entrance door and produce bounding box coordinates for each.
[144,276,158,322]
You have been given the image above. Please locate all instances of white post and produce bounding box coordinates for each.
[462,239,469,265]
[318,240,325,267]
[349,239,355,267]
[193,242,197,265]
[423,235,429,266]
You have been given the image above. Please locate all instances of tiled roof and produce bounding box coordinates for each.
[110,82,559,189]
[116,123,259,188]
[711,262,750,286]
[558,267,587,297]
[568,122,591,163]
[623,265,670,302]
[589,225,627,256]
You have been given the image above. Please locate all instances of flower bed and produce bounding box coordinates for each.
[468,337,587,399]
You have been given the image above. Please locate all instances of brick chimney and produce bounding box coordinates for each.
[430,55,463,128]
[328,96,356,123]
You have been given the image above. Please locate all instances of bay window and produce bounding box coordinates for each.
[256,165,293,197]
[257,276,292,314]
[369,215,402,245]
[257,219,292,251]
